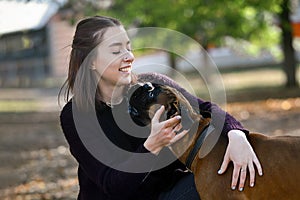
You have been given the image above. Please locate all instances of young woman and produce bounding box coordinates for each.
[59,16,263,200]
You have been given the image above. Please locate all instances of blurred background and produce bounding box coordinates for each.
[0,0,299,199]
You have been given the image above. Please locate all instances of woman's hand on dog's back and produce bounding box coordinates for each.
[144,105,188,155]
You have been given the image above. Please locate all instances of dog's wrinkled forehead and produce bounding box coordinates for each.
[128,82,199,129]
[128,82,162,104]
[140,82,155,97]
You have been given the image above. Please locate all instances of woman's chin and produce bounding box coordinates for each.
[117,76,132,86]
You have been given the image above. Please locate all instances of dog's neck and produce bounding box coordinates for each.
[169,116,211,167]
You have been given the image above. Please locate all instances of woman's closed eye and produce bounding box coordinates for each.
[112,48,132,55]
[112,51,121,55]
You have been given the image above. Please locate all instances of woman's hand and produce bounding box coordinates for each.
[144,106,188,155]
[217,130,263,191]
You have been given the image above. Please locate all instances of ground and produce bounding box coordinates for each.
[0,112,78,200]
[0,66,299,199]
[0,96,299,200]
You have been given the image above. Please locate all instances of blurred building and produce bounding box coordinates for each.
[0,0,73,87]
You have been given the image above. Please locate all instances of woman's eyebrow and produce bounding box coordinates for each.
[108,41,131,47]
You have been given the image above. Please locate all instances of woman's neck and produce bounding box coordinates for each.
[98,84,125,106]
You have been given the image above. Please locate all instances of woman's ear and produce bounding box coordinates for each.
[90,60,96,70]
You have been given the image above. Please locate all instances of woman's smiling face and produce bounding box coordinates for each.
[94,26,135,88]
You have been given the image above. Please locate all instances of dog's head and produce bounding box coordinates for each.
[127,82,201,129]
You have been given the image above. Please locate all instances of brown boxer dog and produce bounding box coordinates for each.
[127,82,300,200]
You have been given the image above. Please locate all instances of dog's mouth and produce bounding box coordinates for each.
[148,102,180,122]
[127,82,188,127]
[164,100,180,119]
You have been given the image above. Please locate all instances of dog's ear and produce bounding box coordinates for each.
[142,82,155,92]
[127,82,153,127]
[200,111,211,119]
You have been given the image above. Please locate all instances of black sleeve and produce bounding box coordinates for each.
[60,101,162,199]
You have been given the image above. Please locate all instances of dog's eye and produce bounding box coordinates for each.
[149,91,154,98]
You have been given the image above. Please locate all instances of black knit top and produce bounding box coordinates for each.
[60,73,247,200]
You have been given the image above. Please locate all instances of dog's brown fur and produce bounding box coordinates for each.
[128,82,300,200]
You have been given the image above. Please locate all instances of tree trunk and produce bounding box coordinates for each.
[279,0,298,87]
[168,52,177,78]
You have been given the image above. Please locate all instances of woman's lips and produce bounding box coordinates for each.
[119,66,132,72]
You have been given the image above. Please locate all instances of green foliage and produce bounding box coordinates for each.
[62,0,297,87]
[98,0,282,51]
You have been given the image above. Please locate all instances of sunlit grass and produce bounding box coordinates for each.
[0,100,39,112]
[221,68,286,90]
[1,67,299,112]
[175,67,300,102]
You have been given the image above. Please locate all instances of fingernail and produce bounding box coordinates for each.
[176,115,181,120]
[231,186,236,190]
[239,187,244,192]
[217,170,222,174]
[250,183,254,187]
[259,172,263,176]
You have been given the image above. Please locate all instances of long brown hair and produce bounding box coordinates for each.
[59,16,135,110]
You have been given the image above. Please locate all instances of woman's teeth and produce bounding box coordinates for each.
[119,66,131,72]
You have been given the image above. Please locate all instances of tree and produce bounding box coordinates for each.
[60,0,298,87]
[279,0,298,87]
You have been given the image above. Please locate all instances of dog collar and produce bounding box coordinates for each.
[185,124,215,170]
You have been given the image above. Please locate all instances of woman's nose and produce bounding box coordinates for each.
[123,51,134,62]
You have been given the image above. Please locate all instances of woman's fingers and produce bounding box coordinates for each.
[231,164,240,190]
[248,162,255,187]
[238,166,247,191]
[150,106,184,154]
[164,115,181,128]
[152,105,165,124]
[237,159,261,191]
[249,154,263,187]
[232,159,262,191]
[221,130,264,191]
[169,129,188,144]
[152,106,181,128]
[218,150,230,175]
[253,156,263,176]
[173,122,183,132]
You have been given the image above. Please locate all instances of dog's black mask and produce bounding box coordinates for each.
[127,82,163,126]
[127,82,195,130]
